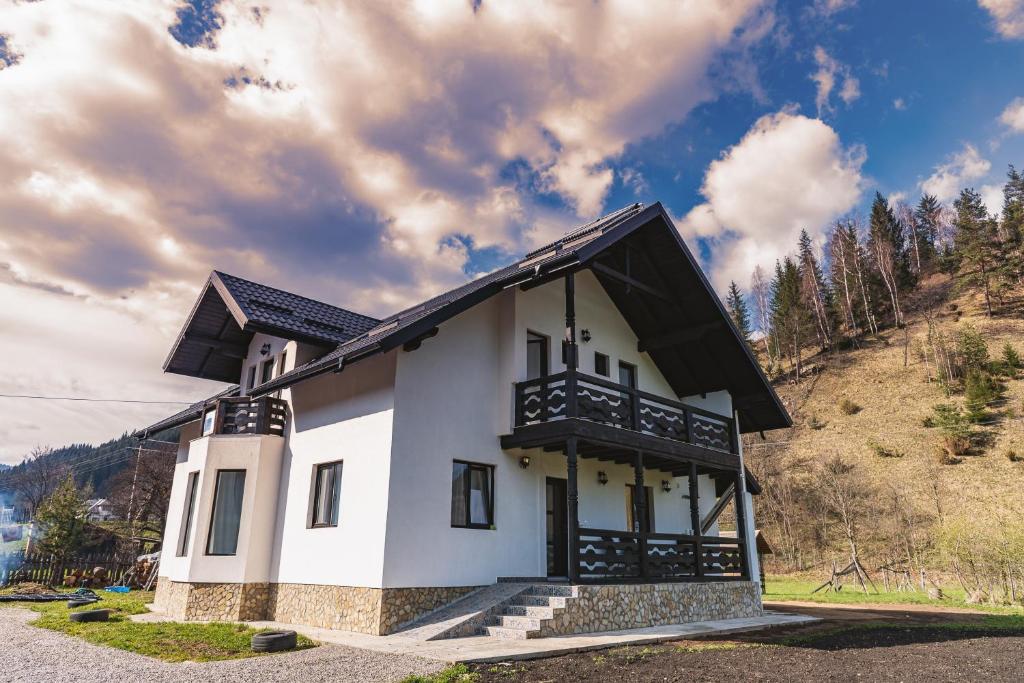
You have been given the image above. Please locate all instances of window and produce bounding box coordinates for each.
[526,332,548,380]
[310,461,343,527]
[594,352,609,377]
[618,361,637,390]
[245,366,257,394]
[206,469,246,555]
[277,351,288,376]
[625,484,655,534]
[176,472,199,556]
[451,461,494,528]
[260,358,275,385]
[201,408,216,436]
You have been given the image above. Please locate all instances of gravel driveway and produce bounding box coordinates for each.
[0,608,445,683]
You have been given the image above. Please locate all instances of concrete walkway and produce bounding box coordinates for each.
[136,609,819,663]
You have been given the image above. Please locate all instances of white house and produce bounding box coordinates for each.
[141,203,790,637]
[85,498,116,522]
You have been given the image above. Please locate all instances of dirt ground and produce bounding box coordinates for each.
[470,602,1024,682]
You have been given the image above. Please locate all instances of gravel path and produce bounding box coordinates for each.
[0,608,445,683]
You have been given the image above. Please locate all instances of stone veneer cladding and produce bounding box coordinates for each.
[153,580,476,635]
[536,581,762,637]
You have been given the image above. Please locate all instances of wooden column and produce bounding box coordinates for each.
[734,468,751,580]
[566,436,580,583]
[689,462,703,578]
[633,450,649,579]
[564,273,578,418]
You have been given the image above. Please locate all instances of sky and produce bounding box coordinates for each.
[1,0,1023,463]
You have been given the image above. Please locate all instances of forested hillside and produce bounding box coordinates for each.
[730,166,1024,603]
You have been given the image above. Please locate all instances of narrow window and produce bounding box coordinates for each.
[260,358,275,385]
[526,332,548,380]
[310,461,343,527]
[618,361,637,390]
[206,469,246,555]
[201,408,216,436]
[278,350,288,376]
[451,461,494,529]
[625,484,655,534]
[594,352,610,377]
[245,365,257,394]
[176,472,199,556]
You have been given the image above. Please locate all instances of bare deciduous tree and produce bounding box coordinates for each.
[9,446,68,520]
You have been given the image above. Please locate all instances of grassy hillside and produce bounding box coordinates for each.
[746,274,1024,592]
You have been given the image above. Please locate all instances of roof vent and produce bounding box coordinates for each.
[249,298,294,316]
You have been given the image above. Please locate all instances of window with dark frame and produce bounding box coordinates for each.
[260,358,275,385]
[310,460,343,527]
[618,360,637,389]
[526,331,548,380]
[450,461,494,529]
[594,352,610,377]
[625,484,655,533]
[245,365,256,394]
[278,351,288,376]
[176,471,199,556]
[206,469,246,556]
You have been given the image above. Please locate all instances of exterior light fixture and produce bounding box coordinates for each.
[519,455,531,469]
[661,480,672,493]
[580,328,592,343]
[597,470,608,485]
[260,343,272,355]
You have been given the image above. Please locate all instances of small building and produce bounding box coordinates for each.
[85,499,117,522]
[140,203,790,637]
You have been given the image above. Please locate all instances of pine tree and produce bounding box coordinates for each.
[952,188,1000,316]
[914,194,942,270]
[34,475,88,564]
[725,280,753,345]
[998,165,1024,290]
[867,192,910,326]
[797,229,834,349]
[771,256,811,378]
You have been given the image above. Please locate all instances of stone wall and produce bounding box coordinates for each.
[153,579,477,635]
[538,581,761,637]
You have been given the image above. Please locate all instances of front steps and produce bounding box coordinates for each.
[482,584,578,639]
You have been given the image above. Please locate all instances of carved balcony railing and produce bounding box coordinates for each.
[577,527,746,582]
[513,370,735,453]
[202,396,288,437]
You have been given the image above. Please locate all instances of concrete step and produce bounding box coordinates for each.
[482,625,539,640]
[526,584,576,597]
[490,615,543,630]
[514,594,568,608]
[503,605,555,619]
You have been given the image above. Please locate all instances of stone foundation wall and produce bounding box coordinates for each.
[539,581,761,637]
[153,580,477,635]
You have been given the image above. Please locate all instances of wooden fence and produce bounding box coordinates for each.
[0,551,133,587]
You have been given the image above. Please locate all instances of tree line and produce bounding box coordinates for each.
[725,165,1024,378]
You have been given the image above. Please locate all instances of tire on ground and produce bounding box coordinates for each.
[251,630,297,652]
[69,609,110,623]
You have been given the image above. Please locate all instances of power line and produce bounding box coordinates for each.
[0,393,192,405]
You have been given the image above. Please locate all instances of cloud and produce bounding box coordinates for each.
[1000,97,1024,132]
[808,0,858,17]
[681,109,865,291]
[893,97,907,111]
[810,46,860,115]
[919,144,992,203]
[980,183,1005,216]
[978,0,1024,39]
[0,0,773,462]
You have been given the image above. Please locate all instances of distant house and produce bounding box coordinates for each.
[85,499,116,522]
[0,506,15,527]
[140,203,790,637]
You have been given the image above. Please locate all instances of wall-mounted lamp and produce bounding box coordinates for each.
[597,470,608,485]
[260,343,272,355]
[519,455,531,469]
[661,480,673,493]
[580,328,592,343]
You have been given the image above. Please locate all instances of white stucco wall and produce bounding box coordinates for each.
[270,351,397,587]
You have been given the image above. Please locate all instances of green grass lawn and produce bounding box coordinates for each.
[764,577,1024,615]
[0,589,316,662]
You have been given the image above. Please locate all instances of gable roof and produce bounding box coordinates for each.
[162,271,380,382]
[247,202,791,433]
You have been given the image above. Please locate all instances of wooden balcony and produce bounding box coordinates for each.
[513,370,736,454]
[203,396,288,437]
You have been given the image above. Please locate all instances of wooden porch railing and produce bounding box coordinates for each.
[577,527,746,582]
[205,396,288,437]
[514,370,736,453]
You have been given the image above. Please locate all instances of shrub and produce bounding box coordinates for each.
[930,403,973,457]
[838,398,861,415]
[935,448,961,465]
[808,414,826,430]
[1006,449,1024,463]
[957,324,989,373]
[867,440,904,458]
[1002,343,1021,373]
[964,370,1000,422]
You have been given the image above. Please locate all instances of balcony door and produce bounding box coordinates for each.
[526,331,548,380]
[545,477,568,577]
